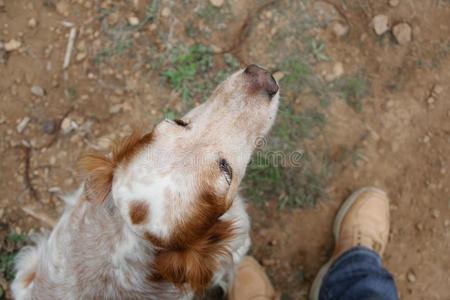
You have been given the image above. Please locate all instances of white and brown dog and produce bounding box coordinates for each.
[12,65,279,299]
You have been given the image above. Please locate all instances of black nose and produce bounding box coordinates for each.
[244,64,279,98]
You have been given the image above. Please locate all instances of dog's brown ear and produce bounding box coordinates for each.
[153,220,235,294]
[79,152,114,203]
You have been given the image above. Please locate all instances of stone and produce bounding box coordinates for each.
[432,84,443,95]
[42,120,57,135]
[17,117,31,133]
[76,51,87,62]
[389,0,400,7]
[431,209,440,219]
[407,271,416,283]
[427,97,435,105]
[161,7,171,17]
[272,71,285,82]
[332,21,349,37]
[56,0,70,17]
[4,39,21,51]
[128,16,139,26]
[210,0,224,7]
[31,85,45,97]
[372,15,389,35]
[393,23,412,45]
[28,18,37,28]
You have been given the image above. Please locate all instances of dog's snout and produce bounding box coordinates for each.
[244,64,279,98]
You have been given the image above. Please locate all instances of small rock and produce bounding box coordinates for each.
[56,0,70,17]
[325,62,344,81]
[272,71,284,82]
[372,15,389,35]
[17,117,31,133]
[444,219,450,227]
[42,120,57,135]
[28,18,37,28]
[389,0,400,7]
[61,117,76,134]
[209,0,224,7]
[407,271,416,283]
[161,7,171,17]
[432,84,443,95]
[4,39,21,51]
[431,209,440,219]
[427,97,435,105]
[76,52,87,62]
[128,16,140,26]
[422,135,430,144]
[31,85,45,97]
[0,0,4,8]
[332,21,349,37]
[393,23,412,45]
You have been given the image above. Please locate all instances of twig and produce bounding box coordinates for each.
[63,27,77,69]
[21,205,57,227]
[17,145,39,201]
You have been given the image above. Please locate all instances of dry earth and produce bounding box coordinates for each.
[0,0,449,299]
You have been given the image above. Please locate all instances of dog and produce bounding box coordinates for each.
[12,65,280,299]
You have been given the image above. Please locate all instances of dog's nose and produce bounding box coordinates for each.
[244,64,279,98]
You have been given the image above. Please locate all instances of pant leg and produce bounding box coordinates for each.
[319,247,399,300]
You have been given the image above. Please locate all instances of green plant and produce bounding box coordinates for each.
[337,73,369,112]
[162,44,213,103]
[0,233,27,282]
[309,39,330,62]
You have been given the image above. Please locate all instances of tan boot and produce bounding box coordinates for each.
[229,256,277,300]
[309,187,390,300]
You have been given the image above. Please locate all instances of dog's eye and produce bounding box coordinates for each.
[173,119,189,127]
[219,159,232,185]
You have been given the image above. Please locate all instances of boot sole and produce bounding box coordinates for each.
[308,187,387,300]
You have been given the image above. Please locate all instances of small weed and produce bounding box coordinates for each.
[66,87,77,100]
[280,58,311,93]
[337,73,369,112]
[162,44,213,103]
[0,233,27,283]
[309,39,330,62]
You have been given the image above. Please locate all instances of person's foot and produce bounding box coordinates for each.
[309,187,390,300]
[229,256,277,300]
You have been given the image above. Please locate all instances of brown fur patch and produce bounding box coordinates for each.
[150,190,235,294]
[129,200,149,225]
[152,219,235,294]
[79,130,153,203]
[23,271,36,288]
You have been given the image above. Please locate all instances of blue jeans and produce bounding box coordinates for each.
[319,247,399,300]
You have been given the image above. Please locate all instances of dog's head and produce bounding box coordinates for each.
[81,65,279,293]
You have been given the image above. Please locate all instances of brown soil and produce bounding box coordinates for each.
[1,1,449,299]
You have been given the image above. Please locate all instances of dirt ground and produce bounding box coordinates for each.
[1,0,449,299]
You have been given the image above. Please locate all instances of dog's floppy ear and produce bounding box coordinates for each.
[153,220,234,294]
[79,152,114,203]
[79,129,154,203]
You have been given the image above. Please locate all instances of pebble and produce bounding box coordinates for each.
[427,97,435,105]
[431,209,440,219]
[393,23,412,45]
[76,51,87,62]
[42,120,57,135]
[415,222,424,231]
[444,220,450,227]
[332,21,349,37]
[432,84,443,95]
[272,71,285,82]
[128,16,140,26]
[372,15,389,35]
[407,271,416,283]
[161,7,171,17]
[209,0,224,7]
[389,0,400,7]
[4,38,22,51]
[423,135,430,143]
[28,18,37,28]
[61,117,76,134]
[56,0,70,17]
[31,85,45,97]
[17,117,31,133]
[325,62,344,81]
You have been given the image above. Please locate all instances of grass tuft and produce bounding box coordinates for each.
[337,73,369,112]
